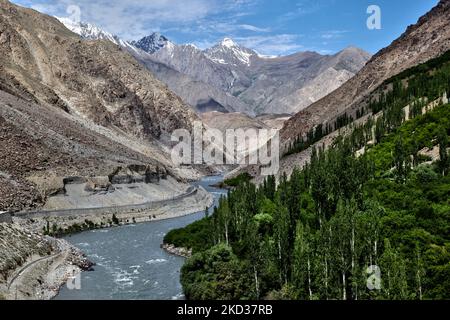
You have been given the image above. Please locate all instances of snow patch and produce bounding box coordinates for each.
[57,17,120,45]
[221,38,237,48]
[209,57,228,65]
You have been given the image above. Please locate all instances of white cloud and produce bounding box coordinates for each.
[320,30,348,39]
[13,0,259,40]
[234,34,304,56]
[192,39,217,50]
[29,3,58,15]
[239,24,270,32]
[279,0,329,22]
[12,0,307,56]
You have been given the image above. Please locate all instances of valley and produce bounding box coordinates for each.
[0,0,449,302]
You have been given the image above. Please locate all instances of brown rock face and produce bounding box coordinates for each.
[0,0,201,211]
[0,88,173,212]
[281,0,450,143]
[0,0,198,142]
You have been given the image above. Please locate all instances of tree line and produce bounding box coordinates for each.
[168,51,450,300]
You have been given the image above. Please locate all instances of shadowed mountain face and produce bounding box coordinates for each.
[281,0,450,143]
[58,19,371,117]
[130,33,169,54]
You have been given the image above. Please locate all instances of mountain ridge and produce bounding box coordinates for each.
[57,18,370,117]
[135,34,371,116]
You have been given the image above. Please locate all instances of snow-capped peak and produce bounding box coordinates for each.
[184,43,199,50]
[205,38,256,67]
[131,33,170,54]
[57,17,121,45]
[220,38,237,48]
[57,17,154,56]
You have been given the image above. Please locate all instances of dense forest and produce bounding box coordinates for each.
[285,49,450,157]
[164,51,450,300]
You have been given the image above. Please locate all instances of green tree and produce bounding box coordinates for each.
[273,199,290,285]
[292,222,314,299]
[437,126,449,176]
[379,239,409,300]
[393,136,410,183]
[414,244,425,300]
[329,201,354,300]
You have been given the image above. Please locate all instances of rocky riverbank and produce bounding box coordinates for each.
[161,243,192,258]
[0,223,93,300]
[1,183,213,300]
[13,186,214,235]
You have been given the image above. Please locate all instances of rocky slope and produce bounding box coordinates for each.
[0,0,202,212]
[281,0,450,144]
[0,223,93,300]
[0,88,172,212]
[201,111,270,132]
[0,0,199,143]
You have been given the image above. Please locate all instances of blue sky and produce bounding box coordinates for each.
[12,0,439,56]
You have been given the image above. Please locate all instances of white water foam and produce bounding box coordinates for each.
[129,265,141,275]
[171,293,185,300]
[76,242,91,247]
[145,258,167,265]
[114,270,135,287]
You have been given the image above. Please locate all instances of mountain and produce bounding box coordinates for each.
[57,21,253,115]
[136,36,371,116]
[225,0,450,184]
[56,17,139,53]
[0,0,201,211]
[57,17,119,43]
[131,50,254,115]
[281,0,450,143]
[233,47,370,115]
[130,33,170,54]
[204,38,258,67]
[0,1,198,142]
[58,18,370,116]
[137,39,258,114]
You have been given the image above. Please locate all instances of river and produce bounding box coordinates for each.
[54,175,226,300]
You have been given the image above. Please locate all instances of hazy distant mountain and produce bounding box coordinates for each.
[59,19,370,116]
[133,35,371,116]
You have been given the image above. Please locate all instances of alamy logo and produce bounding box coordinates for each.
[171,122,280,176]
[66,273,81,290]
[366,265,382,290]
[367,5,382,30]
[66,5,81,24]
